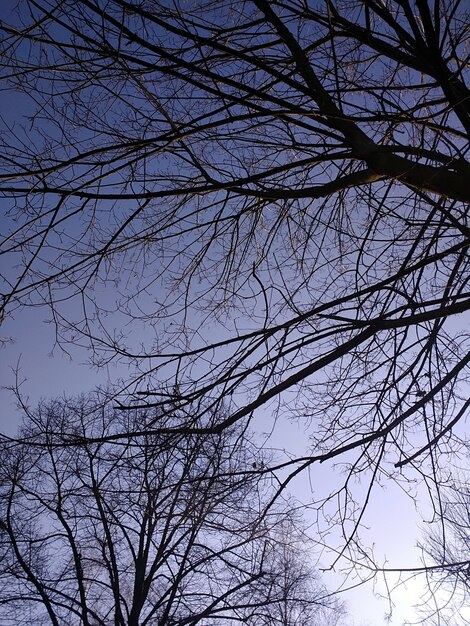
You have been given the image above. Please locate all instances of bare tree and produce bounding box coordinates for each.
[414,478,470,626]
[0,395,343,626]
[1,0,470,608]
[248,522,345,626]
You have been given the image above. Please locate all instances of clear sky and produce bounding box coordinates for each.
[0,302,429,625]
[1,1,466,624]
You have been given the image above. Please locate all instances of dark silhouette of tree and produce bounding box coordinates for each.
[0,395,343,626]
[1,0,470,613]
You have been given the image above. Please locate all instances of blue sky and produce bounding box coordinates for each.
[1,1,469,624]
[0,303,428,625]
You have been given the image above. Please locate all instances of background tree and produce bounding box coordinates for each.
[417,477,470,626]
[1,0,470,611]
[0,395,343,626]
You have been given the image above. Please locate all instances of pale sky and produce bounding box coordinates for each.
[1,301,430,626]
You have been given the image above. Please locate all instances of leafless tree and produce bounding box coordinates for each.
[248,522,345,626]
[413,477,470,626]
[1,0,470,609]
[0,395,343,626]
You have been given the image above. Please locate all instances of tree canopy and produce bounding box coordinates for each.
[1,0,469,622]
[0,397,344,626]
